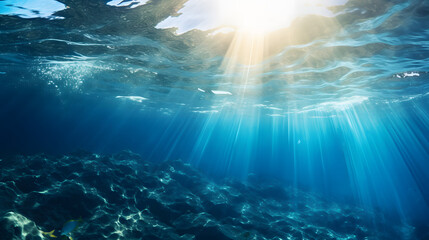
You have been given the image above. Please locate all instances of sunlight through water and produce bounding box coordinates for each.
[1,0,429,239]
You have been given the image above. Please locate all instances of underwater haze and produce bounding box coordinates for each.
[0,0,429,239]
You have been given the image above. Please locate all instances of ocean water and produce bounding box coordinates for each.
[0,0,429,239]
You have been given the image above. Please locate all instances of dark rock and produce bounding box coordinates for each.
[204,202,240,220]
[194,226,232,240]
[0,183,18,214]
[0,152,415,240]
[113,150,141,161]
[14,176,41,193]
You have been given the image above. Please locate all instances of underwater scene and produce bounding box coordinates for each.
[0,0,429,239]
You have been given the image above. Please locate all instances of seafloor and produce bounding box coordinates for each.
[0,151,426,240]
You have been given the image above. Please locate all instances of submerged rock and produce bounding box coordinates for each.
[0,152,417,240]
[0,212,44,240]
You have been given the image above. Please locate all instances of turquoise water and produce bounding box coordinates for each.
[0,0,429,239]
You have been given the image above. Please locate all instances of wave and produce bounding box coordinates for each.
[0,0,428,114]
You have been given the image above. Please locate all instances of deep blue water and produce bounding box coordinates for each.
[1,0,429,239]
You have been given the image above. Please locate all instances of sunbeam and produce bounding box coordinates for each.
[1,0,429,239]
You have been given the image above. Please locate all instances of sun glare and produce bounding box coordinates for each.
[215,0,345,92]
[218,0,296,34]
[157,0,347,93]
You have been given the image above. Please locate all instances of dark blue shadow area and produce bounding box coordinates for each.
[0,84,196,159]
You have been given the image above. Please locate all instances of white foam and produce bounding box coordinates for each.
[211,90,232,95]
[115,96,148,102]
[107,0,148,8]
[403,72,420,77]
[193,110,219,114]
[395,72,421,78]
[266,106,282,111]
[253,104,267,107]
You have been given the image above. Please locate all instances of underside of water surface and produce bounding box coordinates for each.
[0,0,429,239]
